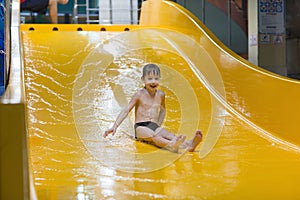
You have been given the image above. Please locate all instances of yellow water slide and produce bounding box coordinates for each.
[3,0,300,199]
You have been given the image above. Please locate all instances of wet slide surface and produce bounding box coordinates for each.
[22,2,300,199]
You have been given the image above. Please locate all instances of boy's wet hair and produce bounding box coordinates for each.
[142,64,160,77]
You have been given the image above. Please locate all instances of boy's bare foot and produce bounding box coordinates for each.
[187,130,203,152]
[169,135,186,153]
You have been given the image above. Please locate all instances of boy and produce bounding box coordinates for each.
[104,64,202,153]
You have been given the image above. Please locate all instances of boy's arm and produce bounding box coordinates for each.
[104,92,139,137]
[157,92,166,126]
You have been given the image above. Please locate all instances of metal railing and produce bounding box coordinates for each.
[0,0,24,103]
[0,0,7,96]
[73,0,143,24]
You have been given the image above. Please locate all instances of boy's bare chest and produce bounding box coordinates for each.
[139,95,161,108]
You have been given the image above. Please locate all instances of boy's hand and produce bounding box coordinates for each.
[103,128,115,138]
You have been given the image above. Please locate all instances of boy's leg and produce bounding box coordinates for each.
[155,127,178,141]
[58,0,69,4]
[136,126,173,147]
[179,130,203,151]
[136,127,185,152]
[187,130,202,152]
[48,0,58,23]
[153,128,187,152]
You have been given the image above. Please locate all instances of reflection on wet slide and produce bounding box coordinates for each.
[23,0,300,199]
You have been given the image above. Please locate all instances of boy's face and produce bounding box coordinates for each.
[142,73,160,92]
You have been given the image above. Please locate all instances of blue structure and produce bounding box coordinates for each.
[0,0,4,96]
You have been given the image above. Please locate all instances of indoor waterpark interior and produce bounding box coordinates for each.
[1,0,300,199]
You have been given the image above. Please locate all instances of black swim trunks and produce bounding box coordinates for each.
[21,0,49,14]
[134,121,160,139]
